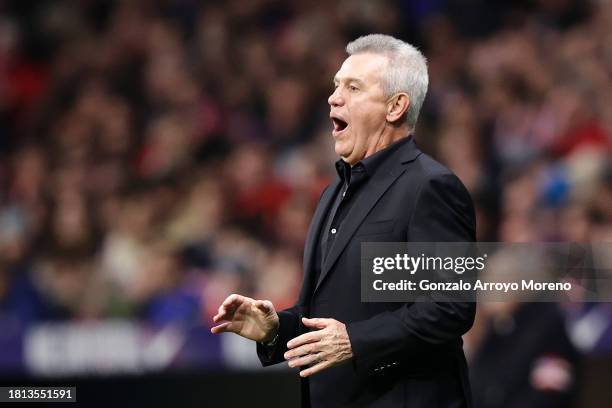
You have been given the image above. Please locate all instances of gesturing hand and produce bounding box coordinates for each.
[284,317,353,377]
[211,294,279,343]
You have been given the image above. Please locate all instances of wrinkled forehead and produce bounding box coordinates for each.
[334,53,389,87]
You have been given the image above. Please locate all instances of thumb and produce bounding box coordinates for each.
[210,321,235,335]
[302,317,329,329]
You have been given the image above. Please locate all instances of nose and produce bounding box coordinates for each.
[328,88,344,107]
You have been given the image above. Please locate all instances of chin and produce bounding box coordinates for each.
[334,144,343,156]
[334,142,351,158]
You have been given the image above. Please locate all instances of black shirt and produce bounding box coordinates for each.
[312,137,412,287]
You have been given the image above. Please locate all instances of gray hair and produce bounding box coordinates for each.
[346,34,428,128]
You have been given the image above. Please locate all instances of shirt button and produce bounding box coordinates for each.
[331,228,337,234]
[342,191,346,197]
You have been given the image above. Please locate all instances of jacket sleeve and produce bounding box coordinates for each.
[256,305,303,366]
[345,173,477,374]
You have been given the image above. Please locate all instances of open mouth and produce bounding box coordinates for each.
[331,116,348,135]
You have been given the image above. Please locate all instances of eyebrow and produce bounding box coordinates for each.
[333,76,366,87]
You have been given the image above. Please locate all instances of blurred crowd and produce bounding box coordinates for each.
[0,0,611,404]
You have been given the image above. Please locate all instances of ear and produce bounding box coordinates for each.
[386,93,410,123]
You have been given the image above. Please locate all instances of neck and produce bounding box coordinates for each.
[362,122,410,162]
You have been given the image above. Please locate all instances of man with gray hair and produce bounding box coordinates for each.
[212,34,476,407]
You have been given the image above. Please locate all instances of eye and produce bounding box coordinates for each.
[349,85,358,92]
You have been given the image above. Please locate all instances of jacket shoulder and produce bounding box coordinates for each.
[402,151,468,193]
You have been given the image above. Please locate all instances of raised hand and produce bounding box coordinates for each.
[211,294,279,343]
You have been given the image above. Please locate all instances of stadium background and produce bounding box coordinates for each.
[0,0,610,406]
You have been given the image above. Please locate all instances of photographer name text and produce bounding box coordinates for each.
[372,279,572,292]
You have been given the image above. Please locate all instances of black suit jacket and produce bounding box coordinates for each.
[258,137,476,407]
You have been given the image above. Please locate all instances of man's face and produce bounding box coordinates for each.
[328,53,389,164]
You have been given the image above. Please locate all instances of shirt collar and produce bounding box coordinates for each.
[334,136,412,183]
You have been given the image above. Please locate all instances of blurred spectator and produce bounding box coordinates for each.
[469,302,579,408]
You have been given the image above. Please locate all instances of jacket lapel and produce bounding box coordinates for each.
[313,137,422,295]
[299,179,341,304]
[313,169,404,294]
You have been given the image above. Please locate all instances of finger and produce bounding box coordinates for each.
[300,360,331,377]
[287,331,324,349]
[288,352,323,368]
[215,294,248,322]
[284,341,319,360]
[213,304,236,322]
[210,321,233,334]
[213,305,228,322]
[222,294,244,308]
[213,295,238,321]
[255,300,273,314]
[301,317,330,329]
[213,314,228,323]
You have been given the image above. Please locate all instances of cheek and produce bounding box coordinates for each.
[353,101,384,126]
[351,107,379,138]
